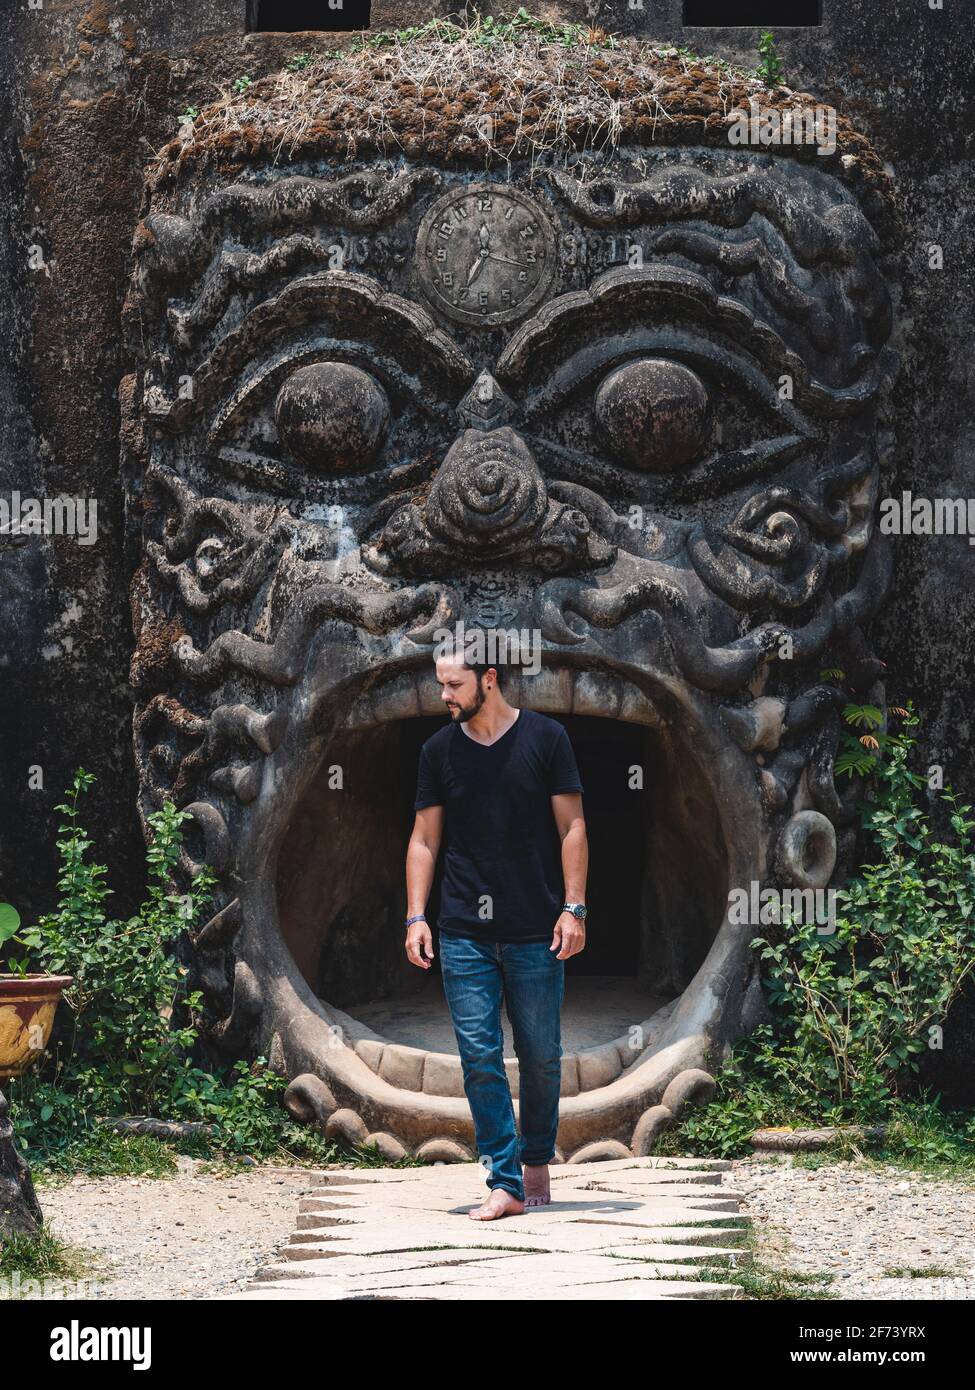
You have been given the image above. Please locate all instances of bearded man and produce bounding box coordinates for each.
[405,644,588,1219]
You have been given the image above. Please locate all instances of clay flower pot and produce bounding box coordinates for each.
[0,975,73,1080]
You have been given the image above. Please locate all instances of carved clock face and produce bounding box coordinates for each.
[417,184,557,326]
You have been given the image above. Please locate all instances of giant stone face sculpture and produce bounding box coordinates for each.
[122,46,898,1160]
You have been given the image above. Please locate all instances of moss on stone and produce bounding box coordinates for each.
[148,18,898,246]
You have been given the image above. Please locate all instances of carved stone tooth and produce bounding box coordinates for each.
[353,1037,384,1072]
[232,763,264,804]
[415,1138,473,1163]
[660,1068,717,1114]
[367,673,421,723]
[500,668,525,707]
[416,668,443,716]
[209,763,262,803]
[520,666,573,713]
[363,1132,408,1162]
[283,1074,336,1129]
[343,689,378,730]
[193,897,242,951]
[571,669,623,720]
[211,960,263,1051]
[560,1055,581,1097]
[421,1052,466,1097]
[246,709,288,754]
[720,697,787,753]
[324,1109,369,1145]
[576,1043,624,1092]
[377,1043,426,1092]
[567,1140,633,1164]
[617,682,661,728]
[631,1105,675,1156]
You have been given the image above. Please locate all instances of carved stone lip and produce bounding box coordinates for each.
[227,651,767,1159]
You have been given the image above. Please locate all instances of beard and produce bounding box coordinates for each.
[446,679,487,723]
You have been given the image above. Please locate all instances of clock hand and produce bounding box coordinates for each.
[466,251,488,286]
[485,252,529,268]
[466,223,493,286]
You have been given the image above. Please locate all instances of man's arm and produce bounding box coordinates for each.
[405,805,443,969]
[551,791,587,960]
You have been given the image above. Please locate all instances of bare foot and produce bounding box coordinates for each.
[468,1188,524,1221]
[523,1163,551,1208]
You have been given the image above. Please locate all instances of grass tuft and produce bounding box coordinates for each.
[0,1228,97,1294]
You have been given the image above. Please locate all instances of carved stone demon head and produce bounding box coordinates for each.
[121,44,898,1161]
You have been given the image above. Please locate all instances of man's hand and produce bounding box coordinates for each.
[551,792,587,962]
[406,919,435,969]
[405,807,442,969]
[552,911,585,960]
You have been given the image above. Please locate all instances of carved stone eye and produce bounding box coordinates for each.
[274,362,389,472]
[594,357,710,473]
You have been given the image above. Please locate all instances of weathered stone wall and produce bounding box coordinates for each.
[1,0,973,1096]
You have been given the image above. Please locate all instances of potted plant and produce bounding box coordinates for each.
[0,902,73,1081]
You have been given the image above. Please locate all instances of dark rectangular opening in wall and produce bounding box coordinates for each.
[248,0,371,31]
[682,1,821,23]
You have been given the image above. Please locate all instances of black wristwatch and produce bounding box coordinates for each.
[562,903,587,920]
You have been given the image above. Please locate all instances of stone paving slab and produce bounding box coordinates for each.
[263,1255,721,1290]
[294,1190,745,1222]
[222,1156,748,1301]
[232,1271,743,1300]
[271,1239,740,1269]
[285,1207,745,1245]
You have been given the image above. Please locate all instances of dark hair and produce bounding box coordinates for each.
[465,659,504,689]
[434,632,505,687]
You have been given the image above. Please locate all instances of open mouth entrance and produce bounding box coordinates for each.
[275,702,728,1097]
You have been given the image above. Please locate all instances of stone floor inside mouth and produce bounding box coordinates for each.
[334,975,672,1056]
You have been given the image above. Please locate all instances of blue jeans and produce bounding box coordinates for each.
[439,932,565,1202]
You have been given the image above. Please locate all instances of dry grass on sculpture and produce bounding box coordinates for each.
[150,18,896,238]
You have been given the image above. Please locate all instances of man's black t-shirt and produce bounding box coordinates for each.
[413,708,584,943]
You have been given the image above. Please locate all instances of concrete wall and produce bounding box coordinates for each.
[1,0,973,1095]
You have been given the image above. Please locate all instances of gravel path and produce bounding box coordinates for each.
[34,1157,321,1300]
[732,1154,975,1299]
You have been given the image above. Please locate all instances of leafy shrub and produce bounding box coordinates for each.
[753,708,975,1117]
[13,770,214,1114]
[659,704,975,1157]
[6,770,335,1169]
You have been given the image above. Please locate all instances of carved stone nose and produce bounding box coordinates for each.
[428,427,548,545]
[456,370,518,432]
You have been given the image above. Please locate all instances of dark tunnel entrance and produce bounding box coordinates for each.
[275,708,728,1054]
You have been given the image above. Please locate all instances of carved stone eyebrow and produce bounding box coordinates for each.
[548,165,877,261]
[545,163,893,363]
[129,169,442,346]
[497,265,892,421]
[156,271,475,438]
